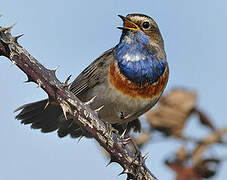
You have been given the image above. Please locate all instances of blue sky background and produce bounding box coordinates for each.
[0,0,227,179]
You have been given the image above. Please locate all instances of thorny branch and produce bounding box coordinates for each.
[0,24,157,180]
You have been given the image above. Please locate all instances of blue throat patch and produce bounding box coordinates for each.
[114,30,166,85]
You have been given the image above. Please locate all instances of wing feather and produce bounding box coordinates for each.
[69,48,115,95]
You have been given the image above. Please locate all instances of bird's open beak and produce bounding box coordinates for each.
[117,15,140,31]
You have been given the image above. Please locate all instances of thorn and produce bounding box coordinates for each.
[106,159,113,167]
[118,169,130,176]
[4,23,16,33]
[106,156,118,167]
[10,60,16,67]
[60,100,72,120]
[44,101,50,110]
[118,170,125,176]
[13,34,24,42]
[120,129,127,138]
[63,75,72,88]
[142,152,150,161]
[63,109,68,120]
[106,156,118,166]
[53,65,59,72]
[94,105,104,113]
[84,96,96,105]
[62,107,68,120]
[77,135,84,143]
[122,137,131,145]
[123,169,130,174]
[24,76,33,83]
[37,79,42,88]
[62,75,72,89]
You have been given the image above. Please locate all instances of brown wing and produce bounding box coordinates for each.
[15,48,115,138]
[15,47,139,138]
[69,48,115,96]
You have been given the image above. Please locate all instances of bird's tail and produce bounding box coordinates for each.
[15,99,86,138]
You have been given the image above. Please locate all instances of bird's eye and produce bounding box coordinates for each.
[142,21,150,29]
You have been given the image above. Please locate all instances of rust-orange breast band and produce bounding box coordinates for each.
[109,62,169,99]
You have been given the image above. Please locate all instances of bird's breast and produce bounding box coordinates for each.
[109,62,169,99]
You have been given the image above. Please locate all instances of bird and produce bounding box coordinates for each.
[15,13,169,138]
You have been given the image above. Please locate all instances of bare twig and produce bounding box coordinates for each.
[192,127,227,164]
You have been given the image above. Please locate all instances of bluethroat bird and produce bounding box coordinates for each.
[15,14,169,137]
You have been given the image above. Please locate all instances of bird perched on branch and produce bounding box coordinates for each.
[15,14,169,138]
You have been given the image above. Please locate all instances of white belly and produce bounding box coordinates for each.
[84,79,160,124]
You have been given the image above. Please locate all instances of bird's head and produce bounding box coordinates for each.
[118,14,164,48]
[114,14,167,85]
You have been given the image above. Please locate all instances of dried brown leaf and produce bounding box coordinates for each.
[146,89,197,136]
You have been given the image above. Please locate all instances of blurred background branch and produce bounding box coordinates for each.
[131,89,227,180]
